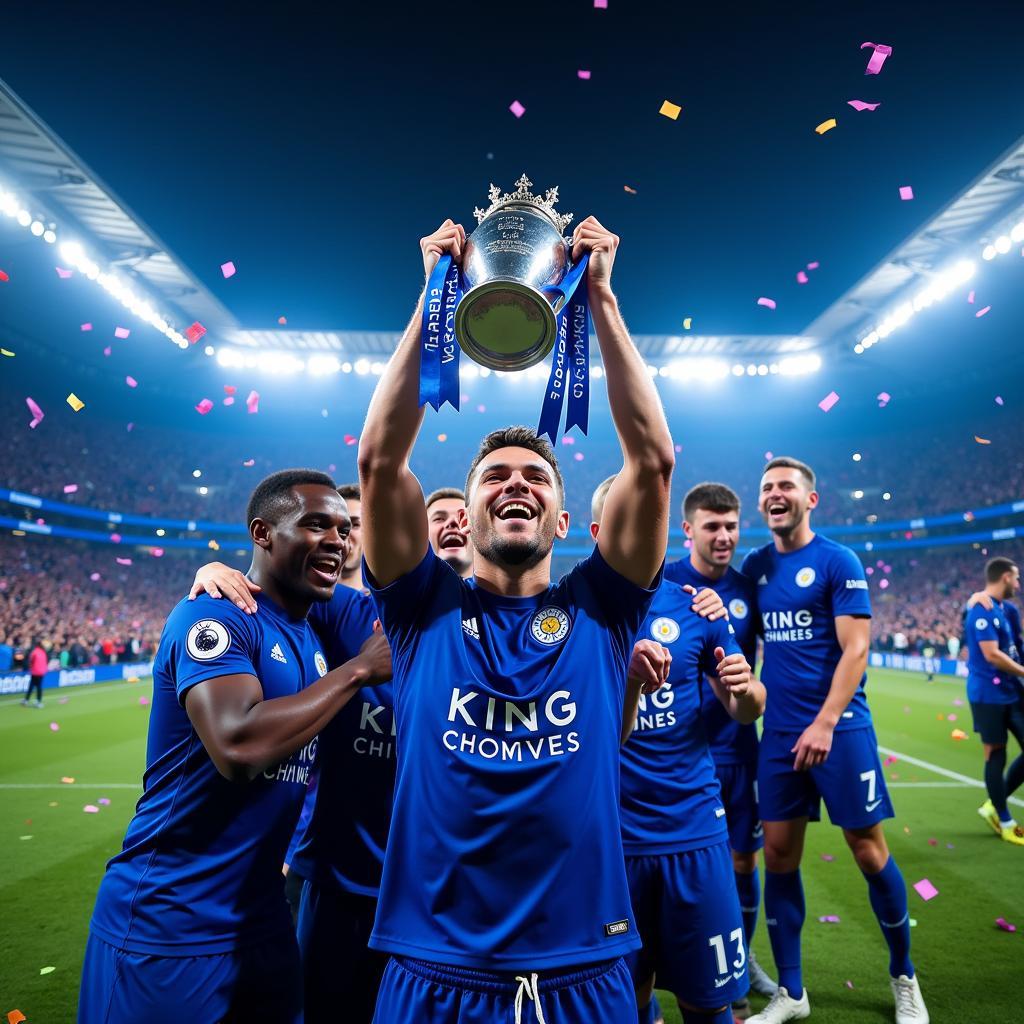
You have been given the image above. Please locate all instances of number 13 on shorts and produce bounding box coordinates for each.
[708,928,746,977]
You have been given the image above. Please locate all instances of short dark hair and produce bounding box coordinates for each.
[336,482,361,502]
[426,487,466,511]
[245,468,338,528]
[465,426,564,506]
[986,557,1018,583]
[591,475,617,524]
[683,482,740,522]
[764,456,816,490]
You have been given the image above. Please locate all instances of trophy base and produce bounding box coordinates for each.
[454,279,557,372]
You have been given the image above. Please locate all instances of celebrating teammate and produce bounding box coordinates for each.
[337,482,366,591]
[665,482,777,1016]
[78,470,390,1024]
[963,557,1024,844]
[743,458,928,1024]
[592,476,766,1024]
[426,487,474,577]
[357,214,687,1022]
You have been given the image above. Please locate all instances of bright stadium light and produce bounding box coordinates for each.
[994,235,1012,254]
[777,353,821,375]
[307,354,341,376]
[1011,221,1024,243]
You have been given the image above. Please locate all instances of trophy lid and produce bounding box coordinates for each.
[473,174,574,234]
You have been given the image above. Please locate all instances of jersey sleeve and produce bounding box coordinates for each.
[164,599,260,704]
[700,616,742,677]
[363,548,454,657]
[828,546,872,618]
[739,548,759,580]
[571,546,664,664]
[967,605,1001,643]
[308,589,377,668]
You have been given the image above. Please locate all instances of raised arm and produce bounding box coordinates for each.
[358,220,466,586]
[574,217,674,587]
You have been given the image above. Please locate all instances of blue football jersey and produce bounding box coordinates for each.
[90,594,327,955]
[664,559,759,766]
[1006,601,1023,658]
[741,535,872,733]
[965,601,1022,704]
[290,586,390,895]
[620,580,742,855]
[365,546,660,970]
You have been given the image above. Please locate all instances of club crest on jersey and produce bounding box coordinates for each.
[531,606,571,645]
[186,619,230,661]
[795,567,816,588]
[650,616,680,644]
[975,618,988,630]
[728,598,748,619]
[314,651,328,677]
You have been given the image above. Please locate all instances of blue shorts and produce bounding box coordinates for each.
[715,760,764,854]
[371,955,634,1024]
[625,842,748,1007]
[970,699,1024,746]
[758,725,894,829]
[298,879,388,1024]
[77,932,302,1024]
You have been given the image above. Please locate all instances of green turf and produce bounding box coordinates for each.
[2,670,1021,1022]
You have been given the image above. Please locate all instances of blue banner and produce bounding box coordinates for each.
[0,661,155,696]
[419,255,462,411]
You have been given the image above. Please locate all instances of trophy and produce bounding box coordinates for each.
[454,174,576,371]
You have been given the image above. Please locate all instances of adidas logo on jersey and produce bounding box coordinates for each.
[462,617,480,640]
[757,575,768,585]
[270,642,288,664]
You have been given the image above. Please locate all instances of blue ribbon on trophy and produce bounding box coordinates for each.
[418,174,591,441]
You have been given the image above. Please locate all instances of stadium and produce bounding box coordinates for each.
[1,5,1022,1022]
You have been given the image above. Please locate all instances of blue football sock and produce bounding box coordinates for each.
[638,996,657,1024]
[1005,753,1024,801]
[985,747,1010,821]
[862,855,914,978]
[735,866,761,946]
[764,868,804,999]
[681,1007,732,1024]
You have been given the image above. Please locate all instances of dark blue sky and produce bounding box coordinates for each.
[1,1,1022,337]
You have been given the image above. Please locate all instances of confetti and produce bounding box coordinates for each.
[195,398,214,415]
[818,915,841,924]
[126,422,134,432]
[975,305,991,318]
[26,396,44,428]
[185,322,207,345]
[913,878,938,901]
[116,557,133,566]
[278,316,287,325]
[683,317,692,329]
[947,713,957,721]
[125,375,138,388]
[224,384,237,394]
[623,185,638,194]
[139,695,150,706]
[55,265,73,279]
[996,917,1017,933]
[223,396,234,406]
[114,326,130,339]
[110,533,122,543]
[221,261,237,278]
[757,297,777,310]
[19,835,32,840]
[80,322,92,331]
[208,539,221,551]
[246,390,260,414]
[49,722,59,732]
[899,185,914,201]
[818,390,840,413]
[343,434,358,446]
[820,853,835,862]
[806,261,820,270]
[928,838,938,846]
[103,346,112,357]
[151,548,164,557]
[594,0,607,6]
[952,698,964,706]
[861,41,893,75]
[8,1011,26,1024]
[815,118,837,135]
[967,289,976,303]
[561,436,576,445]
[437,434,448,442]
[242,458,255,466]
[63,483,78,494]
[995,396,1003,405]
[61,776,75,784]
[845,980,855,990]
[39,966,56,975]
[974,436,991,445]
[877,391,891,407]
[574,452,585,461]
[848,99,881,111]
[951,728,969,740]
[509,100,526,118]
[883,755,898,766]
[1,348,14,357]
[577,70,591,80]
[796,270,809,284]
[67,393,85,412]
[98,797,111,805]
[0,269,8,282]
[90,572,101,581]
[659,100,682,120]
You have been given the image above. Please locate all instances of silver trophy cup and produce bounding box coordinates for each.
[455,175,574,371]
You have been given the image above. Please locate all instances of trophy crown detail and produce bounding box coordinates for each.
[472,173,574,233]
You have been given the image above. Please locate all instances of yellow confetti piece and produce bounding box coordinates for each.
[659,99,682,120]
[1,348,14,357]
[815,118,837,135]
[39,966,56,975]
[66,392,85,412]
[683,318,692,329]
[974,436,991,445]
[60,776,75,784]
[208,539,221,551]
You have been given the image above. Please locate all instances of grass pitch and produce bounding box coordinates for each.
[1,670,1021,1022]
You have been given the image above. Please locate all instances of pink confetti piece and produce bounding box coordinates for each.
[63,484,78,494]
[195,398,214,415]
[114,326,130,339]
[847,99,881,111]
[594,0,607,7]
[343,434,358,446]
[818,390,840,412]
[221,261,236,278]
[26,396,44,429]
[806,261,820,270]
[98,797,111,805]
[995,395,1003,405]
[877,391,891,407]
[223,396,235,406]
[818,915,841,923]
[509,100,526,118]
[103,346,112,357]
[952,698,964,706]
[899,185,914,201]
[125,375,138,388]
[89,572,101,581]
[574,452,585,461]
[116,557,133,566]
[820,853,835,862]
[185,321,207,345]
[861,41,893,75]
[83,804,99,814]
[928,838,938,846]
[224,384,237,394]
[976,305,991,318]
[49,722,59,732]
[80,322,93,331]
[126,422,134,432]
[913,878,938,901]
[675,444,683,453]
[109,533,122,544]
[947,713,957,721]
[757,296,777,310]
[883,755,898,766]
[246,390,260,414]
[996,917,1017,933]
[967,290,975,303]
[796,270,809,284]
[0,268,8,282]
[151,547,164,558]
[845,980,855,990]
[242,458,255,467]
[55,266,74,279]
[561,435,576,445]
[139,695,150,706]
[577,70,591,80]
